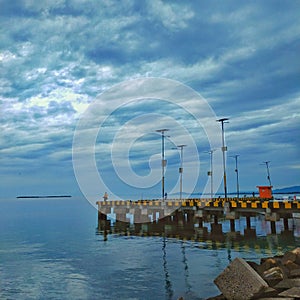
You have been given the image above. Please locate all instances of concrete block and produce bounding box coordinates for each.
[247,261,262,275]
[214,257,269,300]
[263,266,285,287]
[258,297,295,300]
[274,278,300,289]
[279,286,300,298]
[282,247,300,265]
[284,260,300,271]
[263,267,284,280]
[260,255,283,265]
[290,268,300,278]
[249,286,278,298]
[261,258,278,271]
[206,294,226,300]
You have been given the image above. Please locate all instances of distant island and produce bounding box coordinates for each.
[273,186,300,194]
[16,195,72,199]
[170,185,300,197]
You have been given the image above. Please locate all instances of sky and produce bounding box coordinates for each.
[1,0,300,201]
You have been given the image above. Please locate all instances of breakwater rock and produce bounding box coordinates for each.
[208,248,300,300]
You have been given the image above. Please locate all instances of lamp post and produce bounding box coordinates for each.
[156,129,169,199]
[217,118,229,199]
[176,144,187,200]
[205,149,216,200]
[230,155,240,198]
[262,161,272,186]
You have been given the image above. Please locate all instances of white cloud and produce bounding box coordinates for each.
[148,0,195,31]
[0,50,17,62]
[14,88,90,115]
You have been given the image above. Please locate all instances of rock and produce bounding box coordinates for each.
[290,268,300,278]
[260,255,282,265]
[278,286,300,297]
[262,266,285,287]
[263,267,284,279]
[260,258,278,271]
[284,260,300,271]
[247,261,267,278]
[214,257,269,300]
[282,248,300,265]
[206,293,226,300]
[257,297,295,300]
[251,286,278,299]
[274,278,300,289]
[210,248,300,300]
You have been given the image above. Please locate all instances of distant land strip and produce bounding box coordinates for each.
[16,195,72,199]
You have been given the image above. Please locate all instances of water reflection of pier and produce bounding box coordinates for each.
[96,199,299,300]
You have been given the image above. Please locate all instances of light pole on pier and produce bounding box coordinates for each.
[205,149,216,199]
[230,155,240,198]
[176,144,187,200]
[262,161,272,186]
[156,129,169,200]
[217,118,229,199]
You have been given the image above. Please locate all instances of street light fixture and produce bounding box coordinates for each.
[230,155,240,198]
[175,144,187,200]
[262,161,272,186]
[217,118,229,199]
[156,129,169,199]
[205,149,216,200]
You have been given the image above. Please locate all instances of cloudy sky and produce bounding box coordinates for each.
[1,0,300,201]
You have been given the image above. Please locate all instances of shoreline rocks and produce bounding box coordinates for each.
[208,248,300,300]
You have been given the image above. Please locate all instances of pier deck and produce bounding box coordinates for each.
[97,198,300,234]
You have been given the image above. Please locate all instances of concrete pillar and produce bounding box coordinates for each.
[270,221,276,234]
[115,213,127,223]
[195,210,204,228]
[246,216,251,229]
[214,215,218,224]
[196,217,203,228]
[244,228,256,238]
[283,218,289,231]
[174,211,184,225]
[134,223,142,235]
[186,211,194,223]
[98,211,107,221]
[211,223,223,235]
[230,219,235,232]
[163,215,172,224]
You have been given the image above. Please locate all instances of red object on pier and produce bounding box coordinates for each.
[257,186,273,199]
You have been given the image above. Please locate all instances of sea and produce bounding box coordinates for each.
[0,196,299,300]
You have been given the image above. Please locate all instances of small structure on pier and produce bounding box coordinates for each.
[257,185,273,199]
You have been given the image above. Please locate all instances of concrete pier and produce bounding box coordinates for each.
[96,198,300,239]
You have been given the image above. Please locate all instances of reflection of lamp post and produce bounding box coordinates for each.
[205,149,216,199]
[230,155,240,198]
[176,144,187,200]
[217,118,229,199]
[262,161,272,186]
[156,129,169,199]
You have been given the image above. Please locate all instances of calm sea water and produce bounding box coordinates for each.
[0,197,299,300]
